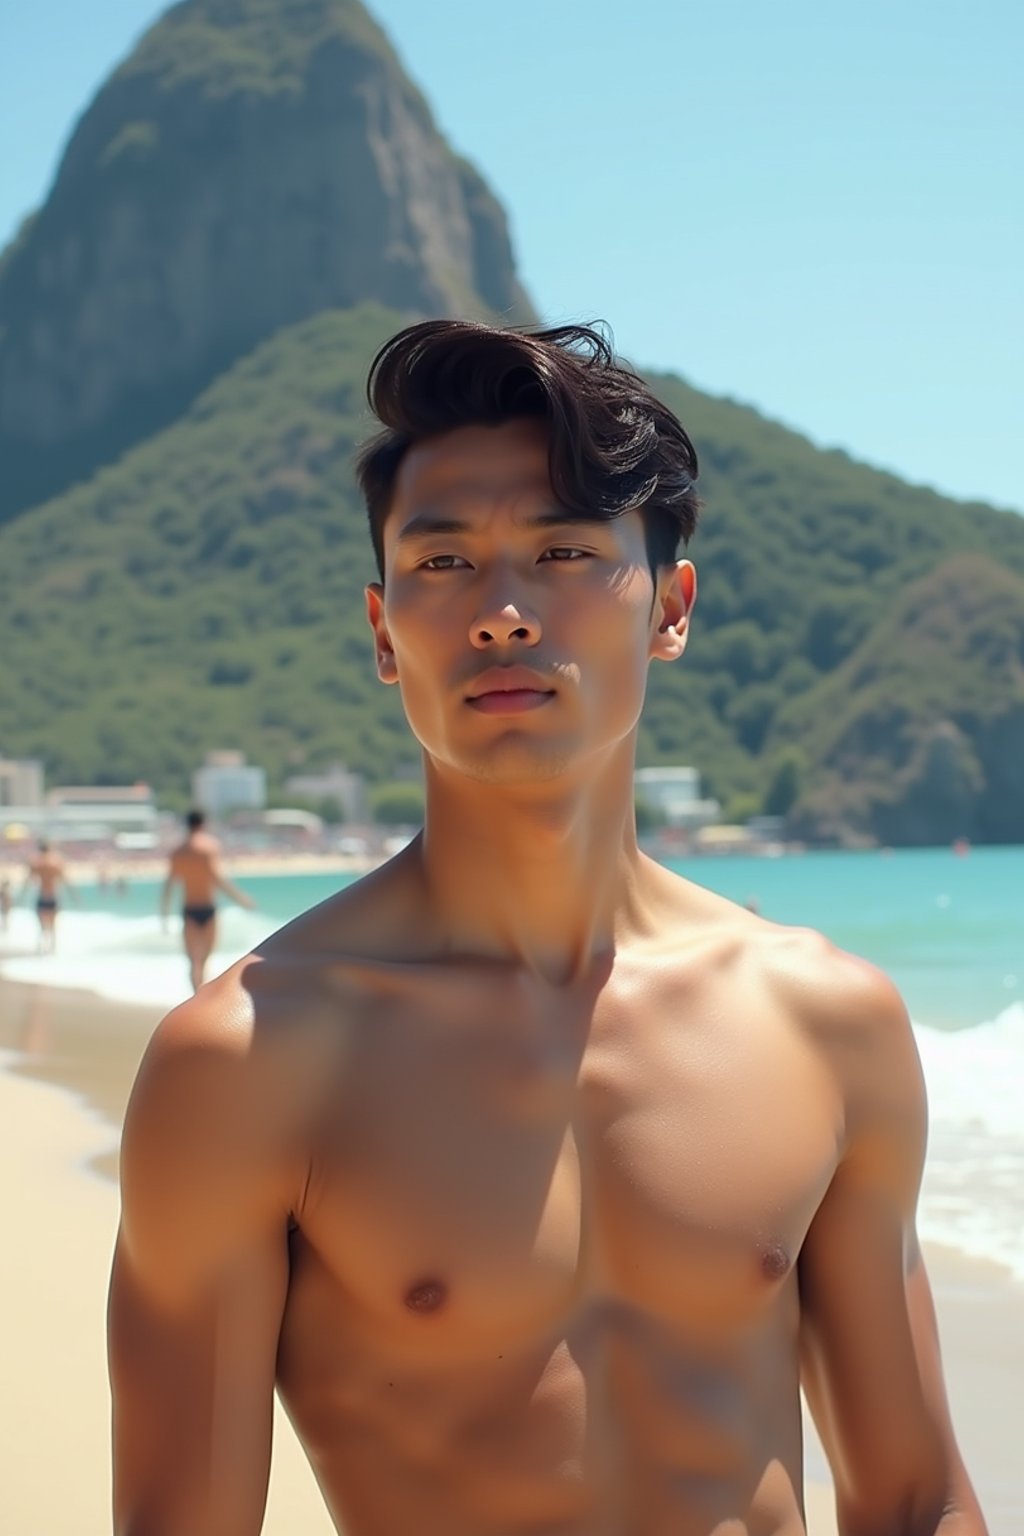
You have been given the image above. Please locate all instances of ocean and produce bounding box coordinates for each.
[1,845,1021,1278]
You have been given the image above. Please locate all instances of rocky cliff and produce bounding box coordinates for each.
[0,0,533,516]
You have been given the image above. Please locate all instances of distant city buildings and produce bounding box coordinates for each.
[633,766,720,831]
[0,756,44,808]
[192,751,267,818]
[45,784,159,844]
[284,762,367,823]
[0,766,159,847]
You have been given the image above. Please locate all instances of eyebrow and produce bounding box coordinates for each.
[394,509,606,543]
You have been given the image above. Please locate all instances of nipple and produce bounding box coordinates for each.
[760,1243,791,1281]
[404,1278,448,1314]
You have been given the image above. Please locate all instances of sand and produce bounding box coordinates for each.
[1,976,1021,1535]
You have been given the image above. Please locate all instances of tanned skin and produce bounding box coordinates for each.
[21,843,72,954]
[109,420,986,1535]
[160,821,256,992]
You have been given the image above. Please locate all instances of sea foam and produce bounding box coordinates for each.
[0,904,273,1010]
[2,906,1022,1280]
[915,1004,1024,1280]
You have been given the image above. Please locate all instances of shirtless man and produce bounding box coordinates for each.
[21,839,72,953]
[160,810,256,992]
[109,321,986,1536]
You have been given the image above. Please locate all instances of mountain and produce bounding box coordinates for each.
[1,0,1022,845]
[2,301,1023,842]
[774,554,1024,845]
[0,0,532,517]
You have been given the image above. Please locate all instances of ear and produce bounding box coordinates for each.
[650,560,696,663]
[365,584,399,685]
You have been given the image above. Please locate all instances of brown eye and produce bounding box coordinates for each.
[421,554,468,570]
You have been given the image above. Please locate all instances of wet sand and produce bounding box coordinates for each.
[1,976,1021,1534]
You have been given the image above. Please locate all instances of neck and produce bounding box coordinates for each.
[412,745,661,985]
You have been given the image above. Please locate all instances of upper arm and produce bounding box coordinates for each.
[796,946,986,1535]
[109,985,297,1536]
[212,860,235,893]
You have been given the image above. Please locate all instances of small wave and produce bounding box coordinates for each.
[3,910,1022,1279]
[913,1005,1024,1279]
[0,905,277,1010]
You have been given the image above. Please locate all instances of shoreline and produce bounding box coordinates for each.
[1,975,1021,1533]
[0,1032,336,1536]
[0,849,381,884]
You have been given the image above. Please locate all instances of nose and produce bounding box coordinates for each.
[470,594,542,650]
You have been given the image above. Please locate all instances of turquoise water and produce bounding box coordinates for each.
[77,845,1023,1031]
[3,844,1023,1275]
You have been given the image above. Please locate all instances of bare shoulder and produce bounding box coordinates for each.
[121,957,339,1289]
[752,921,927,1154]
[133,945,341,1121]
[751,921,908,1036]
[653,869,912,1057]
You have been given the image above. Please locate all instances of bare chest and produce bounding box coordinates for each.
[289,968,842,1351]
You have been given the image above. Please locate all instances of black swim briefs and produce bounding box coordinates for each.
[182,905,216,928]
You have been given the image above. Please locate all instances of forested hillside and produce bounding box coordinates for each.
[3,302,1023,843]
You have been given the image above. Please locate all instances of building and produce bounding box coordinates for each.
[192,751,267,819]
[46,784,158,835]
[633,766,720,831]
[284,762,367,823]
[0,756,44,808]
[0,763,167,850]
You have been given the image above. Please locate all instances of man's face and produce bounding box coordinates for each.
[365,419,694,786]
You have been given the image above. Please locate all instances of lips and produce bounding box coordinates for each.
[465,666,557,715]
[465,666,555,701]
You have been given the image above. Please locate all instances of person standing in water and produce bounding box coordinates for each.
[20,839,73,954]
[160,810,256,992]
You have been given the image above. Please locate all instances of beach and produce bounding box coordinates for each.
[0,982,334,1536]
[1,974,1021,1534]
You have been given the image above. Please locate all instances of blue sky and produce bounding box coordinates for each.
[2,0,1021,511]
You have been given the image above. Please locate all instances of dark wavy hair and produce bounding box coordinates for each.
[355,319,701,579]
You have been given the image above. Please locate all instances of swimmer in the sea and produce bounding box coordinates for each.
[160,809,256,992]
[19,839,73,954]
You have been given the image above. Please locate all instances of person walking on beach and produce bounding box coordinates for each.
[20,840,72,954]
[110,321,986,1536]
[160,809,256,993]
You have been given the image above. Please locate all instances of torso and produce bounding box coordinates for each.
[170,835,220,905]
[30,854,64,899]
[240,866,847,1535]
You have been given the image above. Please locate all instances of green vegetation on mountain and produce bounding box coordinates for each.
[2,302,1022,843]
[774,554,1024,844]
[0,305,410,795]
